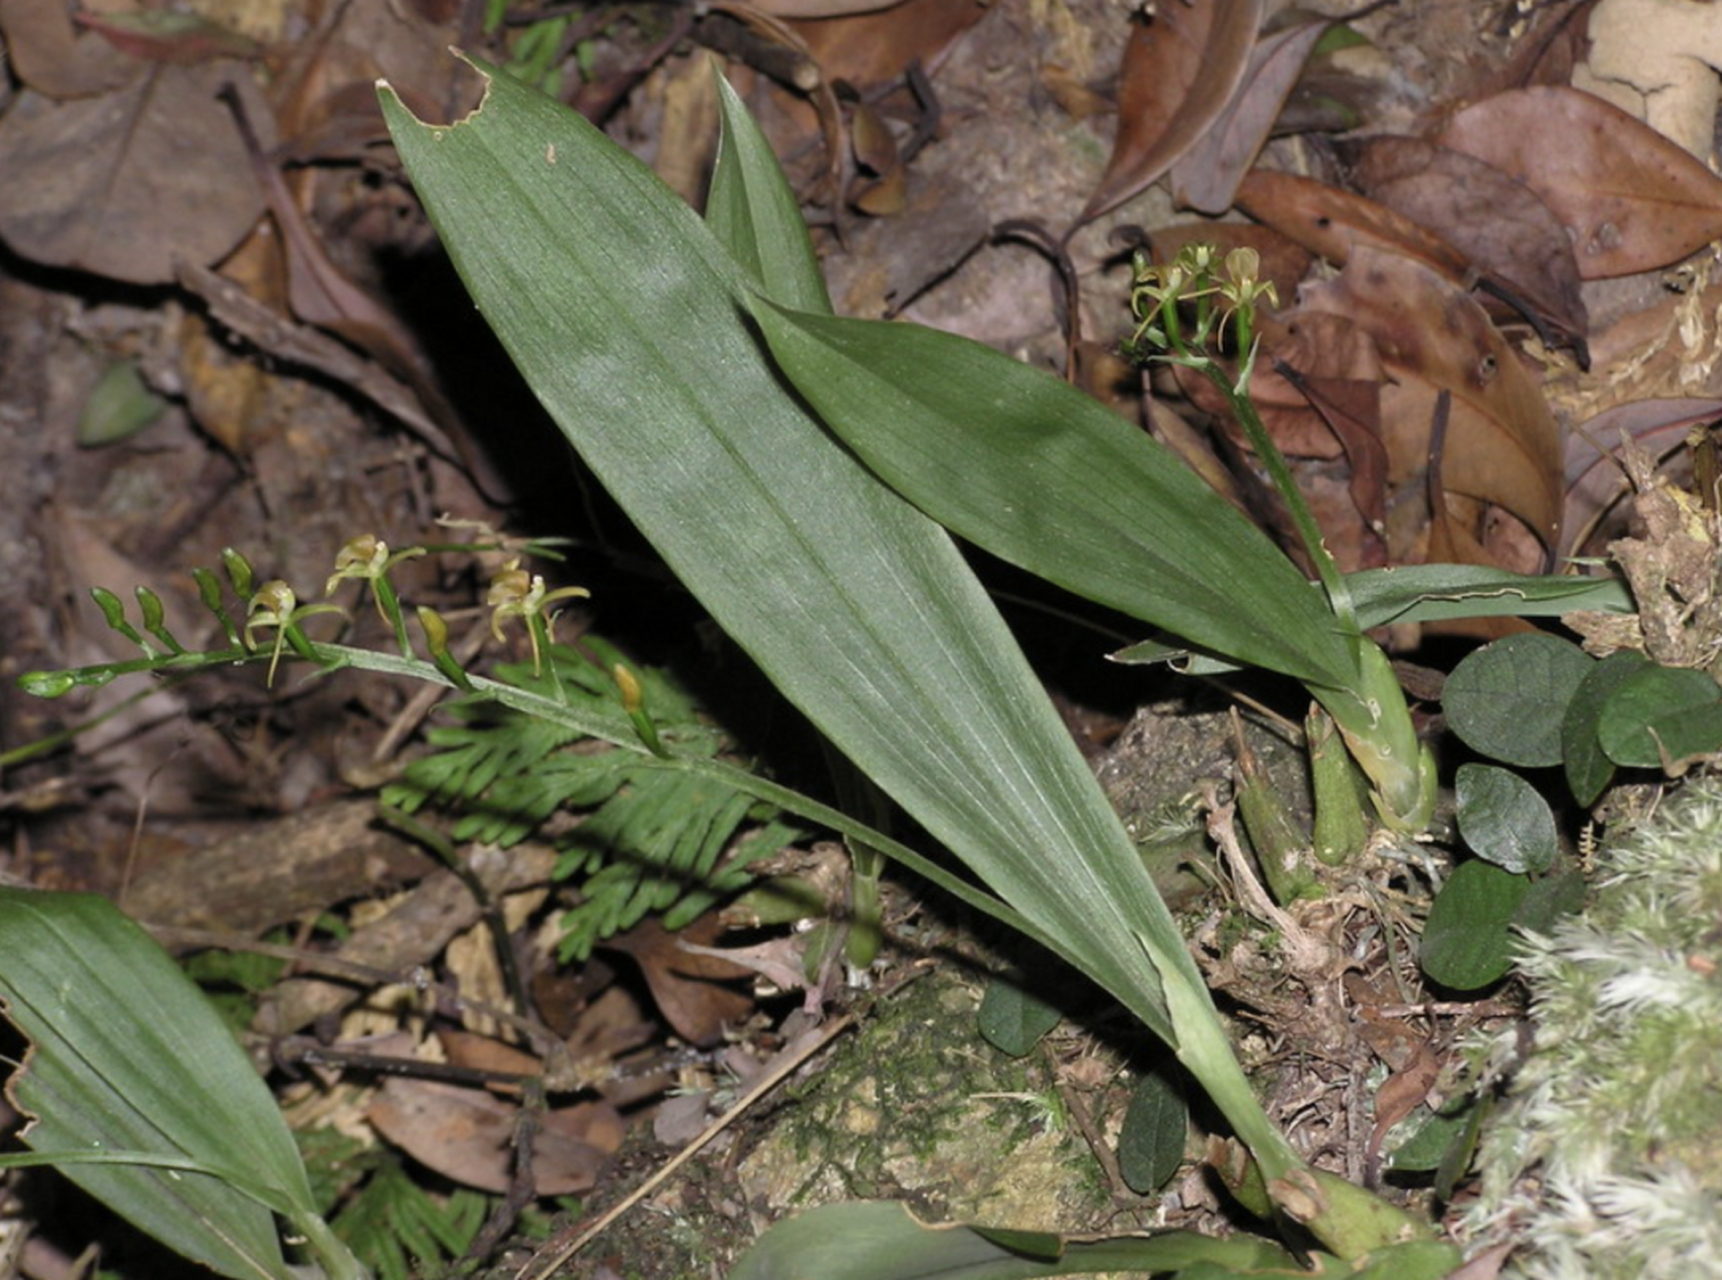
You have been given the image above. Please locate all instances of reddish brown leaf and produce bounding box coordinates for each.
[0,63,269,284]
[1365,1040,1440,1181]
[1235,168,1473,283]
[1175,311,1390,570]
[1297,247,1564,555]
[1261,313,1391,566]
[437,1028,542,1083]
[1337,135,1587,344]
[760,0,911,13]
[368,1077,623,1195]
[1437,86,1722,279]
[1080,0,1266,223]
[1170,15,1331,214]
[76,10,262,65]
[792,0,989,89]
[603,916,755,1047]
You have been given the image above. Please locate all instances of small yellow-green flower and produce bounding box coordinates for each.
[486,558,590,674]
[244,579,345,686]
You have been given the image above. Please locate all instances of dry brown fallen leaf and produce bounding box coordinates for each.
[790,0,989,89]
[602,915,755,1047]
[368,1076,624,1195]
[1438,85,1722,279]
[1337,134,1587,346]
[1169,14,1330,215]
[756,0,911,16]
[0,0,135,97]
[0,61,270,284]
[1235,168,1474,284]
[1079,0,1266,224]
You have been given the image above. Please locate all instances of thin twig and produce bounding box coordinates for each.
[515,1014,854,1280]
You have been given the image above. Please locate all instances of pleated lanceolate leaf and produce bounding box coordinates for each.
[728,1200,1303,1280]
[744,300,1358,693]
[377,61,1204,1051]
[0,889,350,1280]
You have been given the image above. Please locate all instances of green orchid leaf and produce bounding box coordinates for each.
[380,56,1444,1254]
[744,298,1356,693]
[0,890,345,1280]
[728,1200,1303,1279]
[379,57,1196,1057]
[705,72,830,314]
[1345,565,1632,628]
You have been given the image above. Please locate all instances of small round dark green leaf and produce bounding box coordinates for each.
[1454,763,1557,874]
[1118,1066,1188,1193]
[1596,665,1722,768]
[1511,866,1586,937]
[976,975,1061,1058]
[1443,633,1594,766]
[1419,860,1531,990]
[1562,649,1650,805]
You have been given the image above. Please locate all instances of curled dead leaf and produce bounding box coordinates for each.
[1236,168,1473,284]
[1337,135,1587,345]
[1296,247,1564,559]
[1080,0,1266,223]
[1170,15,1331,215]
[0,0,135,97]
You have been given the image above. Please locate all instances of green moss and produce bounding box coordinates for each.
[1463,778,1722,1278]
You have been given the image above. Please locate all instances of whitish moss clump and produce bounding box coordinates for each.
[1462,778,1722,1278]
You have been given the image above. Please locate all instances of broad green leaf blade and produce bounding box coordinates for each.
[727,1200,1302,1280]
[976,975,1062,1057]
[1118,1066,1188,1194]
[744,300,1356,693]
[378,63,1189,1045]
[0,890,312,1280]
[1562,649,1650,805]
[1345,564,1633,629]
[706,71,830,315]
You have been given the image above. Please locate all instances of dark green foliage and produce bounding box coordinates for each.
[1118,1067,1188,1194]
[382,642,799,960]
[301,1131,486,1280]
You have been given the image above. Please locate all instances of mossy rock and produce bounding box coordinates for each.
[577,967,1136,1277]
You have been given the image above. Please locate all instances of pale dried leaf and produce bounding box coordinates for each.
[0,63,269,284]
